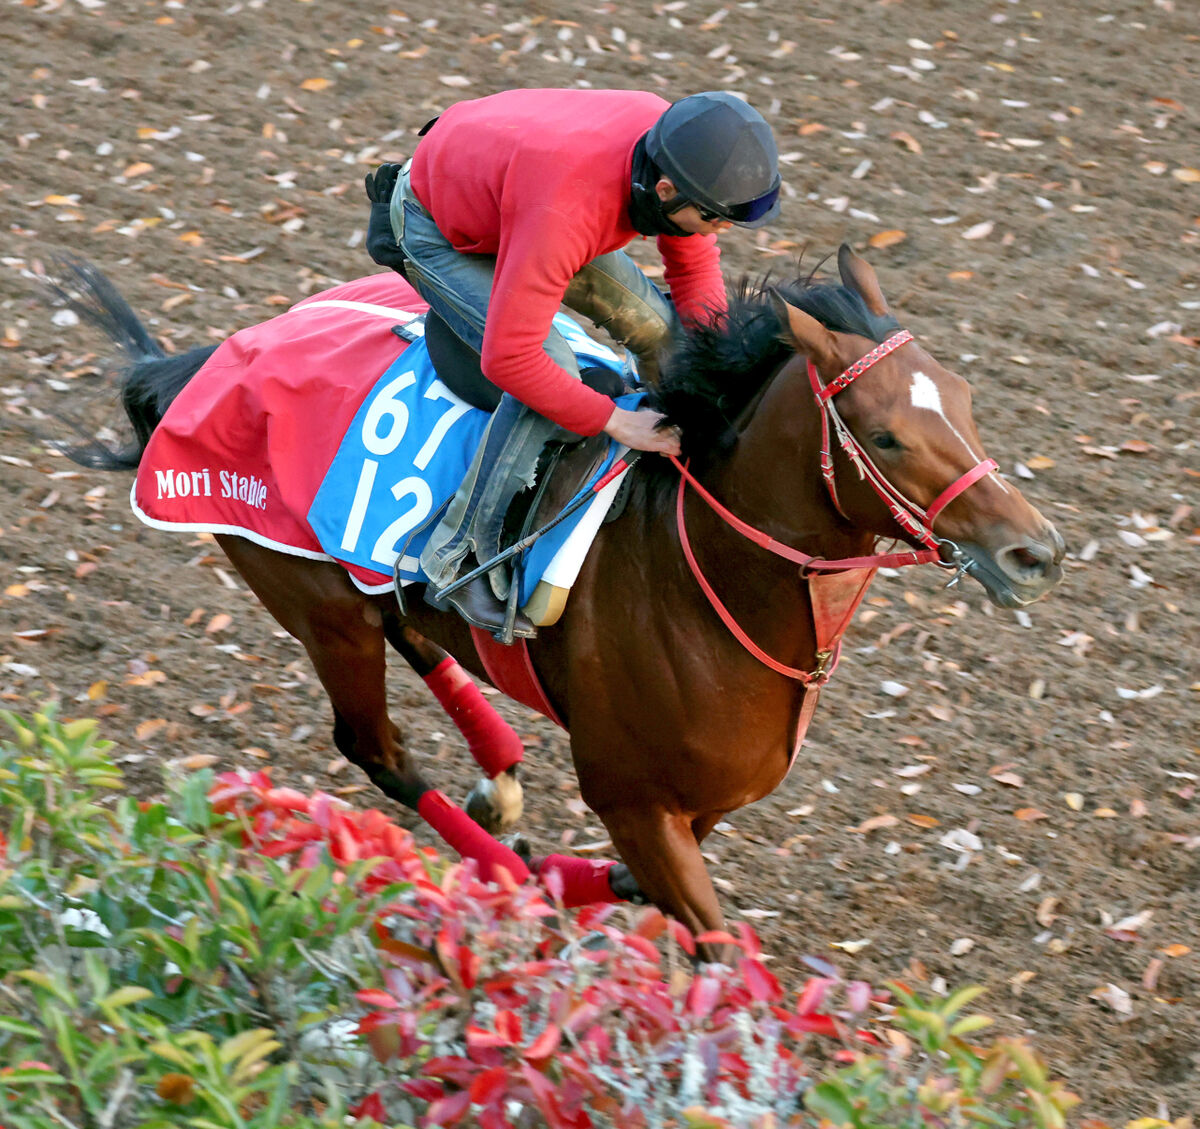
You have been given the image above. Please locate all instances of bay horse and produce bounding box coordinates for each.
[45,246,1064,953]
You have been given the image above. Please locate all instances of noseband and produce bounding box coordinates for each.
[669,330,999,683]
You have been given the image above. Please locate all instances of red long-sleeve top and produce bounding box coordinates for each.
[409,88,728,436]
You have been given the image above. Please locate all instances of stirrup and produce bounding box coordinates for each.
[424,572,536,641]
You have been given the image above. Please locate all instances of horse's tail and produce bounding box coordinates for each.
[40,257,217,470]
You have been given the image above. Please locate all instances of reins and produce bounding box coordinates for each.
[669,330,999,682]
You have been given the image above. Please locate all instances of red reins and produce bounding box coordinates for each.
[669,331,999,681]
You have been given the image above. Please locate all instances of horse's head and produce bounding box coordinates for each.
[770,245,1064,608]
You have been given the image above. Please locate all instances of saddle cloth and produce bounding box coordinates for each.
[131,273,633,614]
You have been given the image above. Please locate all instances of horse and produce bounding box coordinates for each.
[43,245,1064,956]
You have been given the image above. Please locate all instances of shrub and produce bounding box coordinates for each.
[0,708,1111,1128]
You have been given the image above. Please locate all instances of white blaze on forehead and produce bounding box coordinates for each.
[909,370,944,414]
[907,370,1008,493]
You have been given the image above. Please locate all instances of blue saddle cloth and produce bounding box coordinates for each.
[306,314,635,594]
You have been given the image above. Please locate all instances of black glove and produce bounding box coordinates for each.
[364,163,402,204]
[363,164,407,274]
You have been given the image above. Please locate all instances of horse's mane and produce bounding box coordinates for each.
[649,265,903,461]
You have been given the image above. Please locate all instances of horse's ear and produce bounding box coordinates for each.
[837,243,890,316]
[768,288,840,369]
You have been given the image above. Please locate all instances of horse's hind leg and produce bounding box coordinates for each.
[216,537,531,885]
[216,536,429,805]
[382,616,525,834]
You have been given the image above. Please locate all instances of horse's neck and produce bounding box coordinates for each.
[708,371,875,563]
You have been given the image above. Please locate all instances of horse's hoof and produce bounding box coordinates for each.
[608,863,648,905]
[465,766,524,834]
[558,930,613,960]
[501,832,532,865]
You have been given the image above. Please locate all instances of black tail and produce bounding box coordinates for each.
[39,257,217,469]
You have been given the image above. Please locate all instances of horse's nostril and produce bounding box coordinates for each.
[1002,543,1048,577]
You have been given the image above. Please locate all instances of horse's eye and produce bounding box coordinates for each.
[872,431,900,451]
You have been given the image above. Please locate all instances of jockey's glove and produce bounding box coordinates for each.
[364,163,402,205]
[364,163,407,274]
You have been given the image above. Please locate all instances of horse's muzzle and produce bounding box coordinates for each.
[959,523,1066,608]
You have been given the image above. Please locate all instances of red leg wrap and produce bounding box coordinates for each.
[423,657,524,777]
[536,854,622,907]
[417,790,530,885]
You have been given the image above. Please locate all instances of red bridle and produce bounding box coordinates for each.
[807,330,997,551]
[669,330,999,681]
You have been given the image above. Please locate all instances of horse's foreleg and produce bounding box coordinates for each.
[600,804,727,954]
[304,615,529,883]
[381,617,525,833]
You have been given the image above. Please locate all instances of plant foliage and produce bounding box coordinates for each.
[0,709,1119,1129]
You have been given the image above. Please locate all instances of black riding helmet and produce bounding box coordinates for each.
[645,91,781,227]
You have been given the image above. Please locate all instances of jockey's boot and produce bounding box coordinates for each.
[564,258,677,386]
[421,393,543,641]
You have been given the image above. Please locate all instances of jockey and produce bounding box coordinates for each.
[364,88,781,638]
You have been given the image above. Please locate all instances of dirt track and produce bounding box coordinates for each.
[1,0,1197,1119]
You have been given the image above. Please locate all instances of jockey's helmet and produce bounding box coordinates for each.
[645,91,781,228]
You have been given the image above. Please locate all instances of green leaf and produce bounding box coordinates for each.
[148,1040,197,1068]
[805,1080,858,1126]
[14,970,77,1008]
[0,1015,41,1037]
[950,1014,995,1037]
[942,984,988,1018]
[0,1067,68,1085]
[99,985,155,1010]
[219,1028,277,1066]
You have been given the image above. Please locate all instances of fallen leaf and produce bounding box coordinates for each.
[889,130,922,154]
[962,221,995,240]
[122,161,153,178]
[135,719,167,741]
[1064,792,1084,811]
[851,813,899,834]
[906,813,940,828]
[1036,897,1061,927]
[1014,808,1049,821]
[1160,944,1190,958]
[206,613,233,634]
[830,939,872,953]
[1172,167,1200,183]
[868,229,907,249]
[300,77,332,91]
[993,772,1024,788]
[1090,983,1134,1020]
[1025,455,1056,469]
[1142,958,1163,991]
[178,754,220,770]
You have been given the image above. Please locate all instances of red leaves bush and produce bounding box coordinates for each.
[212,770,861,1128]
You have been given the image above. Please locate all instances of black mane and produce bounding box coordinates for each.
[650,267,903,460]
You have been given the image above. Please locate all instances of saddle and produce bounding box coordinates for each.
[402,310,629,631]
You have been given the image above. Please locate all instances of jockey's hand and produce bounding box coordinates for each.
[603,405,682,456]
[364,163,403,204]
[364,164,408,274]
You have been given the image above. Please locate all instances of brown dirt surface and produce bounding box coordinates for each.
[1,0,1197,1120]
